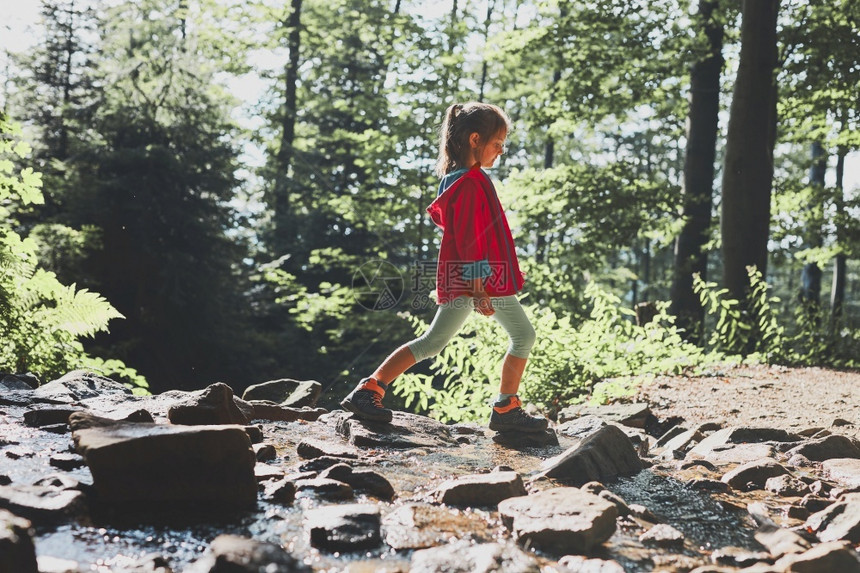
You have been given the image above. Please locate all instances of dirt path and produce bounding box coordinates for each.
[636,363,860,439]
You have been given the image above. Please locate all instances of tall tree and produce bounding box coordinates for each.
[720,0,780,301]
[669,0,724,341]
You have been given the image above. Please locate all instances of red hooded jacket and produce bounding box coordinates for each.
[426,166,525,304]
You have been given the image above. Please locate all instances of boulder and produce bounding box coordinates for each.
[557,402,651,428]
[498,488,618,554]
[753,523,811,558]
[185,534,311,573]
[0,509,38,573]
[765,475,810,497]
[534,424,643,484]
[329,410,459,449]
[787,435,860,462]
[780,541,860,573]
[806,500,860,543]
[241,379,322,408]
[410,540,540,573]
[0,374,36,391]
[434,471,527,507]
[823,458,860,489]
[383,503,496,550]
[167,383,253,425]
[36,370,132,401]
[0,485,86,525]
[721,459,790,490]
[319,465,395,500]
[304,504,381,552]
[70,412,256,509]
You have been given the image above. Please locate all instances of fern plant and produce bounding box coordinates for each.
[0,113,148,392]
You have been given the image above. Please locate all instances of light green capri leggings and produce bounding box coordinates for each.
[407,295,536,362]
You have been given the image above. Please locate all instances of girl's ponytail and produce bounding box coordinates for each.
[435,102,511,178]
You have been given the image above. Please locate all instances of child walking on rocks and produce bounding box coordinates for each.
[342,102,547,433]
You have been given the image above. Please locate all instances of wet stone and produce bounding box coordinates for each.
[498,487,618,554]
[241,378,322,408]
[254,464,284,483]
[186,534,311,573]
[410,540,540,573]
[800,495,833,513]
[330,410,459,449]
[492,429,559,448]
[0,484,86,525]
[319,465,394,501]
[0,374,37,391]
[639,523,685,548]
[49,453,86,471]
[299,456,354,472]
[0,475,10,486]
[721,458,790,490]
[434,471,527,507]
[0,509,38,573]
[806,500,860,543]
[823,458,860,489]
[294,477,354,500]
[777,541,860,573]
[557,402,651,428]
[296,437,359,460]
[535,424,643,484]
[262,478,296,505]
[23,408,82,428]
[304,504,381,552]
[253,443,276,462]
[244,425,263,444]
[765,475,810,497]
[557,555,625,572]
[166,383,253,426]
[787,434,860,462]
[383,503,495,550]
[41,423,70,435]
[686,478,730,493]
[754,523,812,557]
[71,412,257,509]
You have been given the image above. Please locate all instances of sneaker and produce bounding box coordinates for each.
[488,395,548,433]
[340,377,393,423]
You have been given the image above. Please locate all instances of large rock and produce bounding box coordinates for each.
[328,410,459,449]
[70,412,256,509]
[410,540,540,573]
[721,459,790,490]
[304,504,381,552]
[0,509,38,573]
[434,471,527,507]
[787,435,860,462]
[534,425,643,484]
[557,403,651,428]
[0,485,86,525]
[823,458,860,489]
[498,488,618,554]
[167,383,253,425]
[0,374,36,391]
[185,534,311,573]
[319,464,395,501]
[35,370,132,401]
[780,541,860,573]
[806,500,860,543]
[383,503,496,550]
[241,379,322,408]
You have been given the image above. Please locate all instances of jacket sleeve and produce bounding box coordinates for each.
[451,181,493,282]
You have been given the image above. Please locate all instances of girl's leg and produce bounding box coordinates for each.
[372,344,417,385]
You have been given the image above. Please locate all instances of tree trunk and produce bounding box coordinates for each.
[272,0,303,255]
[670,0,723,341]
[478,0,496,102]
[720,0,779,301]
[831,149,847,323]
[800,141,826,306]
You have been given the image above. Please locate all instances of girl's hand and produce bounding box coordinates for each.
[473,291,495,316]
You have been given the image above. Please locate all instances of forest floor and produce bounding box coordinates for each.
[636,362,860,439]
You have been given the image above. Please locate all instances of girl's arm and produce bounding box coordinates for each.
[468,277,495,316]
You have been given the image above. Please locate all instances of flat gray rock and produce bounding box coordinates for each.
[0,485,86,525]
[534,424,643,484]
[242,378,322,408]
[36,370,132,401]
[787,435,860,461]
[304,504,381,552]
[0,509,38,573]
[296,438,359,459]
[434,471,527,507]
[556,415,607,438]
[689,443,777,466]
[383,503,496,550]
[410,540,540,573]
[498,487,617,554]
[71,412,256,509]
[721,458,790,490]
[557,402,651,428]
[823,458,860,489]
[330,410,458,449]
[186,534,311,573]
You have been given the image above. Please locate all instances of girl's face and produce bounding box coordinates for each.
[471,130,507,168]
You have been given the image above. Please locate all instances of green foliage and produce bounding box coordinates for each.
[393,281,712,423]
[0,114,147,391]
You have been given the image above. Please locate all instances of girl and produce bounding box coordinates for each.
[341,102,547,433]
